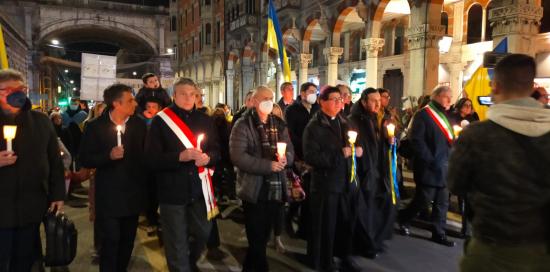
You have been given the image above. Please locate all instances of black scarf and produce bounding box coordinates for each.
[252,110,283,202]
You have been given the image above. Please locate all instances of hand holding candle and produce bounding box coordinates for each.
[3,125,17,152]
[347,131,358,145]
[277,142,287,160]
[116,125,122,147]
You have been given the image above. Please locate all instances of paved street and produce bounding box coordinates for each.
[44,181,464,272]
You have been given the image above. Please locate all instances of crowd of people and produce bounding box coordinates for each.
[0,53,549,272]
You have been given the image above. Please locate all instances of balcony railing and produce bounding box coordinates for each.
[229,15,257,31]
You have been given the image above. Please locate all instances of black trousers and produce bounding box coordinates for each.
[242,200,282,272]
[308,192,351,272]
[399,185,449,237]
[145,174,159,226]
[0,224,40,272]
[98,215,139,272]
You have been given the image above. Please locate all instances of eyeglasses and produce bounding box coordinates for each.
[327,97,343,103]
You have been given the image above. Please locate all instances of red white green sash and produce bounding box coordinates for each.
[425,102,454,144]
[157,108,219,220]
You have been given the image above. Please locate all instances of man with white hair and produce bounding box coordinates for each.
[398,85,456,247]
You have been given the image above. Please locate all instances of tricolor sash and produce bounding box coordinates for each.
[157,108,219,220]
[425,102,454,144]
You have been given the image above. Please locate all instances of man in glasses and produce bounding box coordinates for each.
[0,69,65,271]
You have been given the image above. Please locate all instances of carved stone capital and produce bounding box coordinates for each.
[361,38,385,58]
[226,69,235,78]
[299,53,312,65]
[489,4,543,37]
[323,47,343,63]
[406,24,446,50]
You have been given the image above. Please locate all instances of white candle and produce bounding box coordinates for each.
[197,134,205,151]
[387,123,396,138]
[116,125,122,147]
[3,125,17,152]
[347,131,358,144]
[453,125,463,138]
[276,142,287,158]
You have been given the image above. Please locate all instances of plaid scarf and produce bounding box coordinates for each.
[253,111,283,202]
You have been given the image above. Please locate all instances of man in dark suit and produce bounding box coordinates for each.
[80,83,148,271]
[398,85,456,247]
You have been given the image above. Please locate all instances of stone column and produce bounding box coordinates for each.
[242,65,255,97]
[488,0,543,56]
[226,69,235,109]
[481,8,487,41]
[298,53,312,88]
[323,47,343,86]
[448,62,466,100]
[406,24,445,97]
[452,1,464,43]
[259,61,268,85]
[362,38,385,88]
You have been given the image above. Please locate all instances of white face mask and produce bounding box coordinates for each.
[258,100,274,115]
[69,104,79,111]
[306,93,317,104]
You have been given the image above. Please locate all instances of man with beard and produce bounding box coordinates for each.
[135,73,172,115]
[348,88,395,258]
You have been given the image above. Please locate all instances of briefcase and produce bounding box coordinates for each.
[43,211,78,266]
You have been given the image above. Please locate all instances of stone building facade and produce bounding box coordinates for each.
[171,0,226,107]
[218,0,550,110]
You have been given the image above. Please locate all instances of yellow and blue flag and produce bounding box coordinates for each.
[0,25,9,69]
[267,0,291,82]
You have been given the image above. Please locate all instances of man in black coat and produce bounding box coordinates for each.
[303,86,361,271]
[285,82,319,161]
[80,83,148,271]
[348,88,395,258]
[398,85,456,247]
[145,78,220,272]
[0,69,65,271]
[135,73,172,115]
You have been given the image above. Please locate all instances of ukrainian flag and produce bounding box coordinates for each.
[0,25,8,69]
[267,0,291,82]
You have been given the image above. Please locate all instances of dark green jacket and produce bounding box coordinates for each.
[0,100,65,228]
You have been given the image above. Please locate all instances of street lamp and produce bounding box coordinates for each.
[166,48,174,54]
[132,71,137,76]
[64,69,69,73]
[51,39,60,45]
[70,80,74,84]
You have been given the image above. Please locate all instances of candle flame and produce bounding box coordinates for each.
[3,125,17,140]
[347,131,358,144]
[453,125,463,137]
[197,134,205,150]
[386,123,396,137]
[277,142,287,157]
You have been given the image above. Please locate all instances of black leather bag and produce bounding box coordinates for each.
[43,211,78,266]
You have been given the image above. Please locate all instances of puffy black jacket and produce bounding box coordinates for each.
[145,105,220,205]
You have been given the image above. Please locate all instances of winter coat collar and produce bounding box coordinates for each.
[488,97,550,137]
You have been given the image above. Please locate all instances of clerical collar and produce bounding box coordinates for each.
[109,111,130,133]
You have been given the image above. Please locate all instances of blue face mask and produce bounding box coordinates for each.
[6,91,27,108]
[69,104,79,111]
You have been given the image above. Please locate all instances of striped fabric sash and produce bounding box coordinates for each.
[425,102,455,144]
[157,108,219,220]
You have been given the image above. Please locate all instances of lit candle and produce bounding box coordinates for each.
[386,123,396,138]
[277,142,287,159]
[116,125,122,147]
[347,131,358,144]
[196,133,205,151]
[453,125,463,138]
[3,125,17,152]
